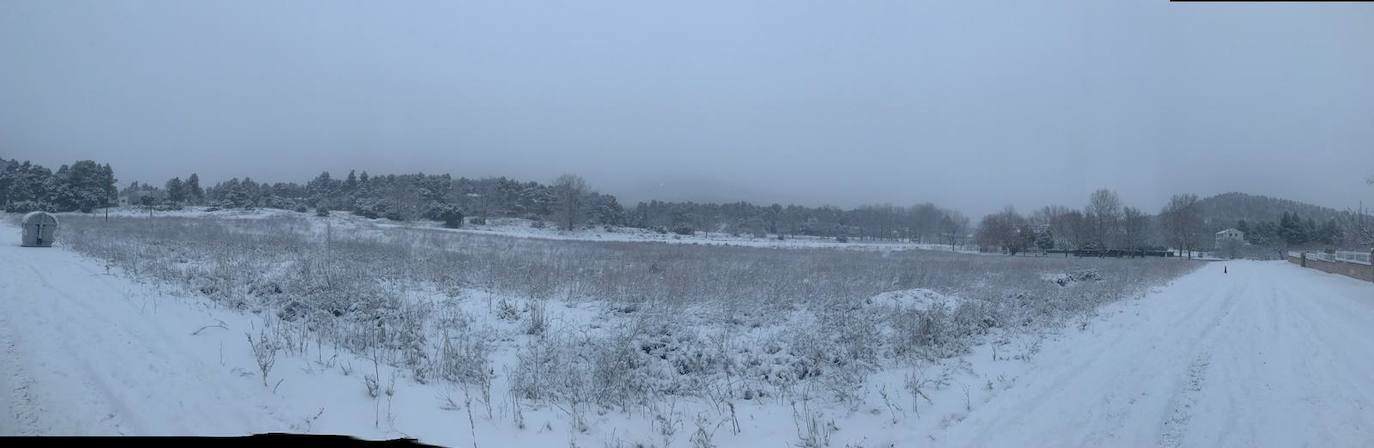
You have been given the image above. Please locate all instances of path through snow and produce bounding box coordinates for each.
[934,260,1374,447]
[0,228,301,435]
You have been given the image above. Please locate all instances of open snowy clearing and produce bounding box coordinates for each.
[83,206,974,253]
[2,221,1371,446]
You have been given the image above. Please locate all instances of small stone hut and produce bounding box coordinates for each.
[22,211,58,247]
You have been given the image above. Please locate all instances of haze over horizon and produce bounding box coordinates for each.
[3,1,1372,217]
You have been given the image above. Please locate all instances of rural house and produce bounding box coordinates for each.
[1215,228,1244,248]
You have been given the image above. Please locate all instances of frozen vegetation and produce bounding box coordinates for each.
[11,210,1202,446]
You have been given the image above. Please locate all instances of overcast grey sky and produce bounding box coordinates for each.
[2,0,1371,217]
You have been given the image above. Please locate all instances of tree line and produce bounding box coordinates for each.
[189,170,970,242]
[975,189,1171,255]
[127,170,626,231]
[0,158,117,213]
[24,158,956,241]
[974,189,1374,257]
[3,157,964,240]
[5,156,1370,251]
[628,200,968,244]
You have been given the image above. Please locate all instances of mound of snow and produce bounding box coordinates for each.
[1042,270,1103,287]
[868,288,963,311]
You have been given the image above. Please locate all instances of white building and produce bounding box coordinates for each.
[1216,228,1245,248]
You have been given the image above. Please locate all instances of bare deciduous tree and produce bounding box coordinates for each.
[552,174,588,231]
[1122,206,1150,251]
[1033,205,1077,249]
[910,203,945,243]
[1161,193,1203,259]
[976,206,1027,254]
[1086,189,1122,250]
[940,210,969,251]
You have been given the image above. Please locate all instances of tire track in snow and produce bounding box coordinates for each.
[1155,265,1247,448]
[1,250,46,435]
[948,268,1238,447]
[0,315,43,434]
[1158,354,1211,448]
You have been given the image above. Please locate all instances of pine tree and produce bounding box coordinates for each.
[1319,219,1341,246]
[344,170,358,192]
[307,171,334,205]
[1036,228,1055,250]
[187,173,204,205]
[166,177,186,204]
[1279,212,1308,245]
[61,160,111,212]
[440,205,464,228]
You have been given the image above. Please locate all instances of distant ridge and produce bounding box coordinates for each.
[1196,192,1358,228]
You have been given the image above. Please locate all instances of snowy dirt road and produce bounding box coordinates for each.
[935,260,1374,447]
[2,225,1373,446]
[0,231,304,436]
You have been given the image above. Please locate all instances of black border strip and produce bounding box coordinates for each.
[0,434,444,447]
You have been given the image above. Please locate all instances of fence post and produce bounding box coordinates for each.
[1300,252,1306,267]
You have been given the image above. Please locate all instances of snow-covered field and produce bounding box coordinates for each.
[91,206,976,252]
[6,214,1367,446]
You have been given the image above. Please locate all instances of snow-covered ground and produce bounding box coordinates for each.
[82,206,975,253]
[3,219,1372,446]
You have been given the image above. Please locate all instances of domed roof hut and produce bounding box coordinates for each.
[22,211,58,247]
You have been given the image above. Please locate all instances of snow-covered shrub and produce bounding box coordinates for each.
[509,334,574,403]
[433,308,491,402]
[1047,270,1103,287]
[495,298,520,321]
[523,300,548,335]
[247,328,279,387]
[588,332,655,409]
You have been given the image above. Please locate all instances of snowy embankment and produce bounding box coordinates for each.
[3,217,1371,446]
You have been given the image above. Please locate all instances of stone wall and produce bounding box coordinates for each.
[1288,254,1374,282]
